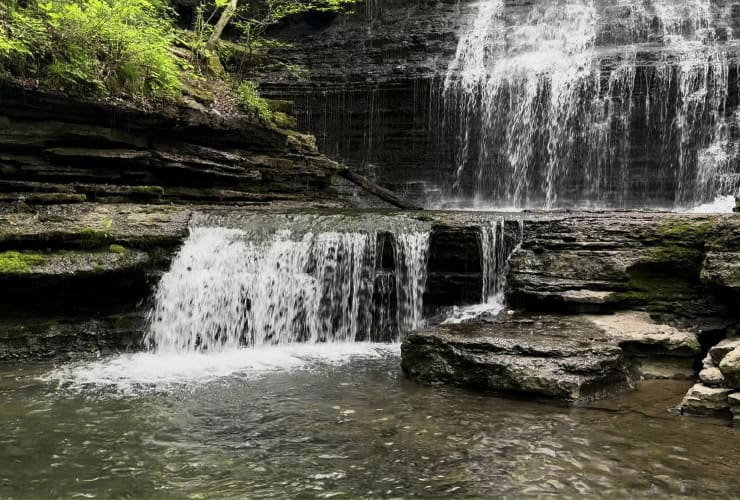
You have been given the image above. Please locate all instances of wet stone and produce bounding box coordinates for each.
[709,338,740,365]
[678,383,733,415]
[699,367,726,387]
[719,347,740,389]
[401,314,630,402]
[729,393,740,423]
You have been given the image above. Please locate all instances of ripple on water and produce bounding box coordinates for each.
[1,354,740,498]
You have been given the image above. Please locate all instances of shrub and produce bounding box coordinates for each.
[0,0,181,100]
[236,80,273,122]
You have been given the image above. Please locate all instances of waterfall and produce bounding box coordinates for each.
[443,0,740,210]
[443,217,522,324]
[146,224,430,354]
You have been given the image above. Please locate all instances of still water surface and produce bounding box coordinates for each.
[1,346,739,499]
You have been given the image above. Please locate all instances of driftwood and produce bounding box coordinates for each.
[339,168,422,210]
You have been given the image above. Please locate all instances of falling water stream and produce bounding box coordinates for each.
[441,0,740,209]
[146,214,430,353]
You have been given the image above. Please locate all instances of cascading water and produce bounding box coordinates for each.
[443,217,522,324]
[442,0,740,210]
[146,219,431,354]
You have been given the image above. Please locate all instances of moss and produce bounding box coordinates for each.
[653,220,713,243]
[130,185,165,197]
[73,228,110,249]
[272,111,297,129]
[109,244,128,254]
[266,99,294,114]
[0,251,46,273]
[647,245,704,263]
[611,262,698,304]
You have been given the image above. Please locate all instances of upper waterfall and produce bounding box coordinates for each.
[442,0,740,210]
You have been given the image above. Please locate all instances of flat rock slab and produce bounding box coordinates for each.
[585,311,700,356]
[0,249,149,278]
[0,203,191,249]
[401,314,629,402]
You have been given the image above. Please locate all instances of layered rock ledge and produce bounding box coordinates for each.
[0,82,345,207]
[401,314,630,402]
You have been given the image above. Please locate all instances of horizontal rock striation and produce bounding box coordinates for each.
[506,212,740,321]
[0,82,343,207]
[0,204,192,360]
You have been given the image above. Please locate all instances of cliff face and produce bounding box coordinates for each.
[260,0,740,209]
[258,0,468,205]
[0,82,342,206]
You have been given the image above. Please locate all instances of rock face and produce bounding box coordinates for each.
[401,314,630,402]
[506,213,740,321]
[0,82,343,207]
[259,0,740,209]
[258,0,468,204]
[0,203,192,360]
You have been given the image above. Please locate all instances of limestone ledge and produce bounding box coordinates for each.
[0,82,343,207]
[402,310,710,402]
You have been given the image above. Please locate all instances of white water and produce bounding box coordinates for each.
[443,0,740,210]
[687,194,736,213]
[46,343,400,393]
[46,221,433,391]
[146,225,430,354]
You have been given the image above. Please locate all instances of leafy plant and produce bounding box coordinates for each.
[236,80,273,122]
[0,0,181,100]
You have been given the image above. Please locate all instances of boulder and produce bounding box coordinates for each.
[699,367,726,387]
[401,314,630,402]
[678,383,733,415]
[729,393,740,423]
[709,338,740,365]
[719,347,740,388]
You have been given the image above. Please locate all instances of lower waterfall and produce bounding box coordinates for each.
[47,214,520,388]
[443,217,522,324]
[145,222,430,353]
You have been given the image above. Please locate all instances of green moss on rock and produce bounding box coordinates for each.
[0,251,46,273]
[109,244,128,254]
[647,245,704,263]
[130,186,165,197]
[653,220,713,243]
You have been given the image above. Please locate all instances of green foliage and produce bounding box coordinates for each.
[237,81,273,122]
[0,0,181,100]
[0,251,46,273]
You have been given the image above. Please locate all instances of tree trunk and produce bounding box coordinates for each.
[206,0,238,50]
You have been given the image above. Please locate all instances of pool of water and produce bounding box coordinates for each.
[1,346,739,499]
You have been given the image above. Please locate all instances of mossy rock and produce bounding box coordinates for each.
[646,245,704,264]
[652,220,713,244]
[273,111,298,129]
[130,185,165,198]
[266,99,294,114]
[0,251,46,273]
[109,244,128,254]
